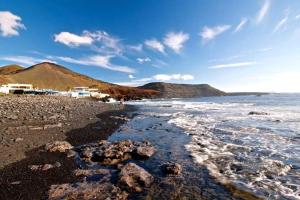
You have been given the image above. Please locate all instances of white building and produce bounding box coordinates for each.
[70,87,110,98]
[0,84,33,94]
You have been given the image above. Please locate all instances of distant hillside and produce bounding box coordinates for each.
[139,82,226,98]
[0,64,24,75]
[0,62,158,99]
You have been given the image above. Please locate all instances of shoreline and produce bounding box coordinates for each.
[0,95,135,199]
[0,95,267,199]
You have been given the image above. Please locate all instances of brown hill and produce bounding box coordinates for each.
[0,62,158,99]
[0,64,24,75]
[139,82,226,98]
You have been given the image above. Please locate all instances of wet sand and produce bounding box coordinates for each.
[0,95,133,199]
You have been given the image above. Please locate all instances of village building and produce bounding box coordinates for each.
[0,83,33,94]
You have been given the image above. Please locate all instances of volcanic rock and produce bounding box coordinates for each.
[161,162,182,175]
[48,182,128,200]
[118,163,154,192]
[45,141,73,153]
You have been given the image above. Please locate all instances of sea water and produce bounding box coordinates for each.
[122,94,300,199]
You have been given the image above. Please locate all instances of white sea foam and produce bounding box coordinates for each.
[127,95,300,199]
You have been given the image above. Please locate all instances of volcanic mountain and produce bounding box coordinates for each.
[139,82,226,98]
[0,62,157,99]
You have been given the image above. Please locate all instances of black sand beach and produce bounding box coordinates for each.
[0,96,132,199]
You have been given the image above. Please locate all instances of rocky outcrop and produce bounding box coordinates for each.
[118,163,154,192]
[45,141,73,153]
[48,182,128,200]
[161,162,182,175]
[29,162,61,171]
[77,140,156,165]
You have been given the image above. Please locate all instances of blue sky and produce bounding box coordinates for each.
[0,0,300,92]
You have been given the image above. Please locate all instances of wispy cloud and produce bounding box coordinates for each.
[116,73,194,86]
[153,74,194,81]
[54,32,93,47]
[296,14,300,20]
[256,0,271,24]
[163,32,189,53]
[234,18,248,33]
[84,31,122,55]
[200,25,231,43]
[144,39,165,54]
[209,61,257,69]
[127,44,143,52]
[0,55,55,66]
[128,74,135,79]
[0,11,25,37]
[56,55,135,73]
[54,30,123,55]
[152,59,168,68]
[137,57,151,64]
[273,16,288,33]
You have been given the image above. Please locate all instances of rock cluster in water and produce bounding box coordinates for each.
[77,140,156,165]
[47,139,182,199]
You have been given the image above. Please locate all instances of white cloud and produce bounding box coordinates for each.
[54,32,93,47]
[137,57,151,64]
[256,0,271,24]
[152,59,168,68]
[127,44,143,52]
[200,25,231,42]
[273,16,288,33]
[54,30,122,55]
[57,55,135,73]
[209,61,257,69]
[234,18,248,33]
[153,74,194,81]
[144,39,165,54]
[117,73,194,86]
[84,31,122,55]
[181,74,194,80]
[0,55,55,66]
[296,14,300,20]
[129,74,135,79]
[0,11,25,37]
[163,32,189,53]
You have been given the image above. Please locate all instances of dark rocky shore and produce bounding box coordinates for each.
[0,95,132,199]
[0,95,261,200]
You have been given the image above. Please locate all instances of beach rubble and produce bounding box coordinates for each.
[118,162,154,192]
[48,182,128,200]
[45,141,73,153]
[161,162,182,175]
[77,139,156,165]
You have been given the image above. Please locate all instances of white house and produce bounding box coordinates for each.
[70,87,110,98]
[0,84,33,94]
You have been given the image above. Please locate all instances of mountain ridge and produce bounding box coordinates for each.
[0,62,158,99]
[139,82,226,98]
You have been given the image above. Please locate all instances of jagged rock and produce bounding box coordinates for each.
[118,163,154,192]
[78,140,155,166]
[44,123,63,129]
[161,162,182,175]
[14,137,23,142]
[48,182,128,200]
[73,169,112,177]
[248,111,269,115]
[29,162,61,171]
[45,141,73,152]
[135,143,156,158]
[66,150,77,158]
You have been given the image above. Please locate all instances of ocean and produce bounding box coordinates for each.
[110,94,300,199]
